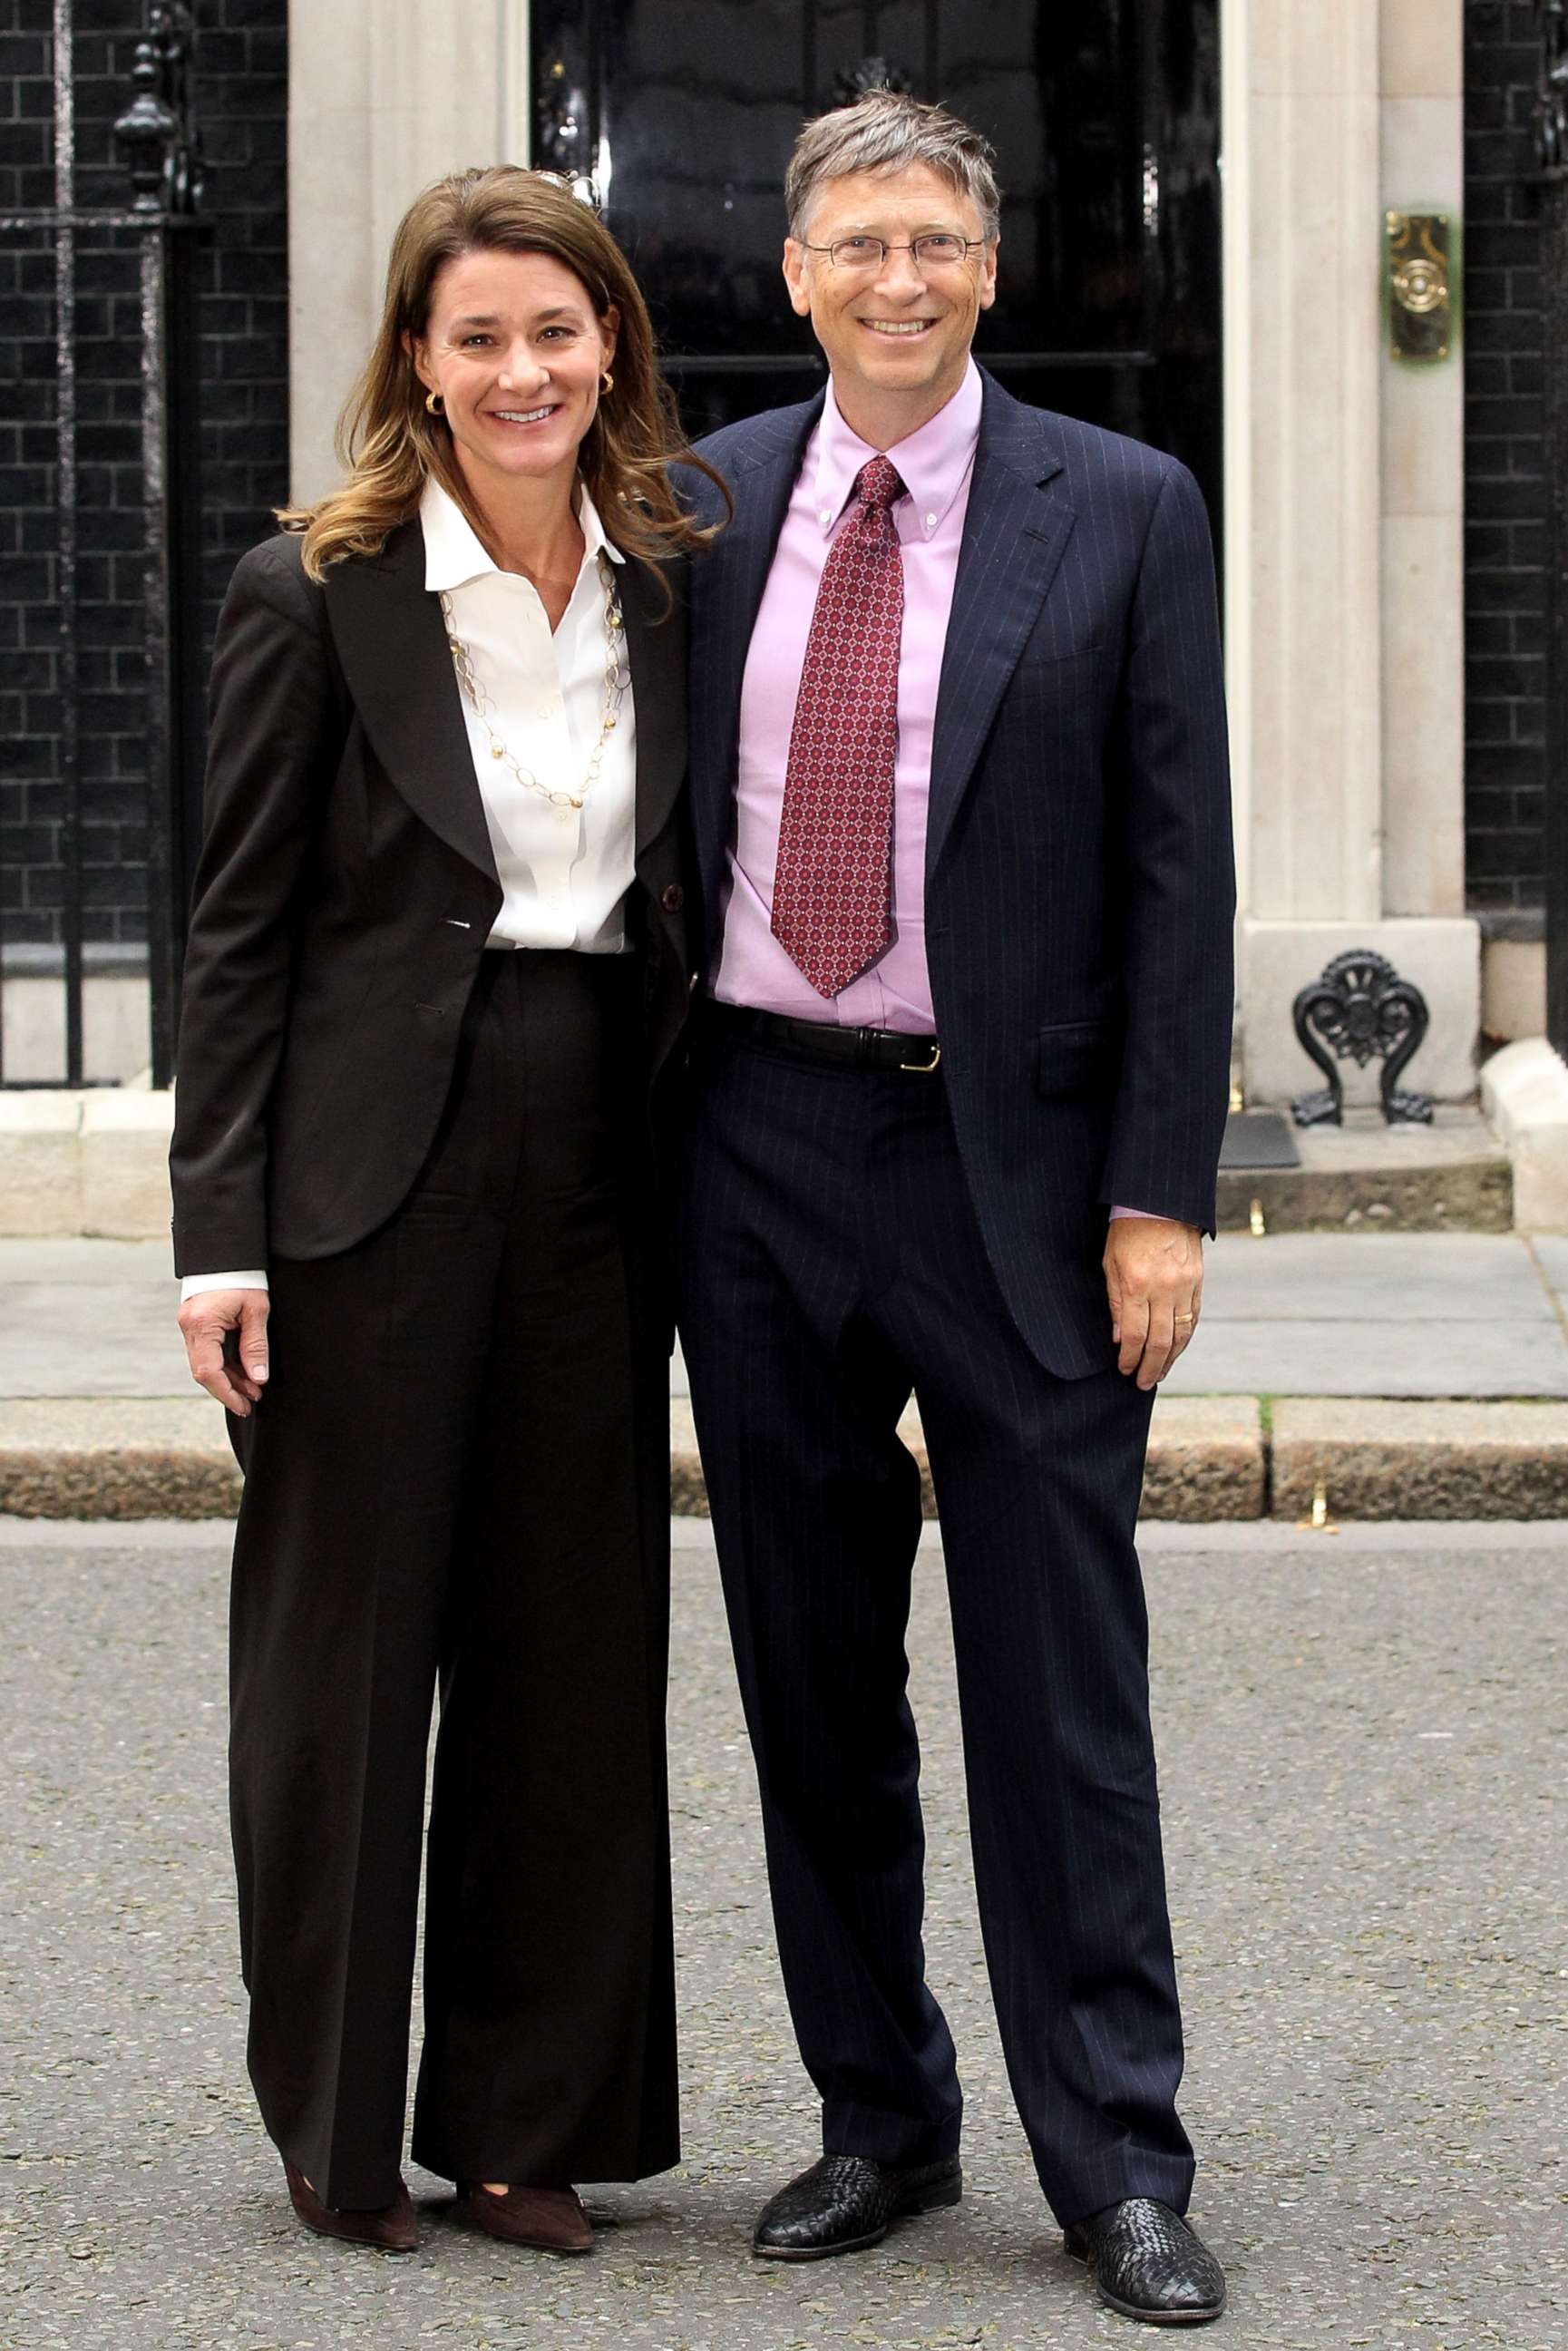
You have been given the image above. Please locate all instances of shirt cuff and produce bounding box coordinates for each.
[179,1270,268,1301]
[1109,1207,1176,1222]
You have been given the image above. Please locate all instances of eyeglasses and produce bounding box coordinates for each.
[799,233,986,274]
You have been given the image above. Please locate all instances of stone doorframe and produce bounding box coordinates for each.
[1222,0,1474,1104]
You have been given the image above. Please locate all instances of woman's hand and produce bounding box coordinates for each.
[1103,1216,1203,1390]
[177,1289,271,1417]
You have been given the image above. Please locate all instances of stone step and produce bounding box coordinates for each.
[0,1093,1525,1239]
[1216,1106,1512,1234]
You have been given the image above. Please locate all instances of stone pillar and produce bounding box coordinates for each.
[287,0,525,505]
[1380,0,1466,923]
[1228,0,1478,1106]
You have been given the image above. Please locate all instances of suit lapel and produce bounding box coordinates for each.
[325,519,500,886]
[690,398,823,892]
[618,554,687,860]
[926,380,1076,879]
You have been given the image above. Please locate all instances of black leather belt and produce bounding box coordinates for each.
[704,999,942,1074]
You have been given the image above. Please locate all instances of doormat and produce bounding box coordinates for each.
[1219,1111,1301,1170]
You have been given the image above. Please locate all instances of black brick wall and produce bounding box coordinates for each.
[0,0,287,954]
[1465,0,1547,922]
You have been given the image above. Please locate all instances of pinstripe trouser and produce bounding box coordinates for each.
[678,1021,1197,2225]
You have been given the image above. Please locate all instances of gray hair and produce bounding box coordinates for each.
[784,89,1002,243]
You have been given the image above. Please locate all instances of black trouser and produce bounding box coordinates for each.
[228,950,677,2209]
[678,1019,1194,2226]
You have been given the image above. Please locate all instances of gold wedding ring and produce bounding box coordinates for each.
[1174,1312,1196,1325]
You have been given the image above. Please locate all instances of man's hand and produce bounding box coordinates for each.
[177,1288,270,1417]
[1103,1217,1203,1390]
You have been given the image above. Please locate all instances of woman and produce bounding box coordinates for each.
[170,168,722,2256]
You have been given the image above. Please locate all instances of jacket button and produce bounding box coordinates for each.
[661,883,684,912]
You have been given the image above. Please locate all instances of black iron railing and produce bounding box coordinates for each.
[1536,0,1568,1062]
[0,0,204,1089]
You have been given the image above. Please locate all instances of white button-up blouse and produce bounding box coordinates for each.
[181,473,638,1301]
[422,474,638,954]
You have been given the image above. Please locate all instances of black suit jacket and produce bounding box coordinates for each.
[679,371,1235,1379]
[170,521,693,1275]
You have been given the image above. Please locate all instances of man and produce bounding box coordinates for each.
[677,91,1233,2327]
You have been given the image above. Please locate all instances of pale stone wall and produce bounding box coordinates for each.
[287,0,528,504]
[1483,940,1547,1045]
[1379,0,1465,922]
[1228,0,1384,930]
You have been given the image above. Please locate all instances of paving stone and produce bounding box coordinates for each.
[1527,1231,1568,1308]
[0,1240,171,1283]
[1198,1231,1557,1322]
[0,1283,189,1400]
[1164,1317,1568,1400]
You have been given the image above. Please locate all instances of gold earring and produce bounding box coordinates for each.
[599,369,614,395]
[425,389,444,416]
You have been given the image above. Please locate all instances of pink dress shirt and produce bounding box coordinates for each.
[712,361,980,1034]
[709,362,1158,1224]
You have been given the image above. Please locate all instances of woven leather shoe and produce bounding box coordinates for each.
[1065,2197,1225,2324]
[458,2181,593,2254]
[753,2151,962,2260]
[283,2160,418,2253]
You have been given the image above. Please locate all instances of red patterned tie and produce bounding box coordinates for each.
[772,454,906,998]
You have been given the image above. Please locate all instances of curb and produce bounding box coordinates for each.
[0,1400,239,1519]
[6,1396,1568,1524]
[1271,1398,1568,1521]
[672,1397,1264,1523]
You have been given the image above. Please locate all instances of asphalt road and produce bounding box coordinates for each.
[1,1518,1563,2351]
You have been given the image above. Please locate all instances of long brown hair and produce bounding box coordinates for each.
[278,167,726,584]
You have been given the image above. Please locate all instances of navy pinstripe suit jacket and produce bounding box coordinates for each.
[680,368,1235,1380]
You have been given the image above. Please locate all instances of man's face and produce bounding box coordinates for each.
[783,162,998,428]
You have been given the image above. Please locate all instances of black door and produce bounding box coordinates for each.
[531,1,1222,534]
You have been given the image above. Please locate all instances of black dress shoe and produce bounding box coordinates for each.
[1065,2197,1225,2325]
[753,2151,962,2260]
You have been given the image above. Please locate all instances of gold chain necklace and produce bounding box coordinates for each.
[440,553,627,813]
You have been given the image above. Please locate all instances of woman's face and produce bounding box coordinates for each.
[412,247,618,505]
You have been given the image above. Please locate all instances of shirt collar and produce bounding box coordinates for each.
[812,358,983,541]
[420,473,624,593]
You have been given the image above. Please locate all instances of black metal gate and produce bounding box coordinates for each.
[0,0,205,1089]
[530,0,1223,530]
